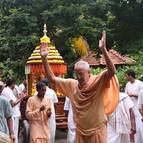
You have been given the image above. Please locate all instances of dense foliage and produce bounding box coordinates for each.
[0,0,143,80]
[91,51,143,87]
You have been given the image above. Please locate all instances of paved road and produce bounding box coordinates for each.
[19,126,67,143]
[55,129,67,143]
[19,127,135,143]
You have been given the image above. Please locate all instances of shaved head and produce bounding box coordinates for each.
[74,60,90,71]
[74,61,90,86]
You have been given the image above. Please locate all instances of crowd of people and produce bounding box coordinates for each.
[0,31,143,143]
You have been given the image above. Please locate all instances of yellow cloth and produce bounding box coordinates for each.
[26,95,51,142]
[55,70,119,140]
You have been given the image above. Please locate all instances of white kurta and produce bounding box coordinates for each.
[45,87,58,143]
[125,79,143,105]
[125,80,143,143]
[107,92,134,143]
[64,97,76,143]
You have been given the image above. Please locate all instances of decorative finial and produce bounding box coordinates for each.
[43,24,47,36]
[40,24,50,43]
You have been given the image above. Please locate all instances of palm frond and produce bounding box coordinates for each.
[72,36,89,56]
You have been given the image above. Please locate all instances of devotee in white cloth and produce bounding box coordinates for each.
[107,92,135,143]
[42,79,58,143]
[64,97,76,143]
[136,89,143,143]
[138,89,143,116]
[125,70,143,105]
[125,70,143,143]
[2,78,26,143]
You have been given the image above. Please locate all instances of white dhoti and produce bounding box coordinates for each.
[67,128,76,143]
[13,117,19,143]
[132,104,143,143]
[135,90,143,143]
[48,117,56,143]
[135,117,143,143]
[64,97,76,143]
[107,93,134,143]
[107,124,130,143]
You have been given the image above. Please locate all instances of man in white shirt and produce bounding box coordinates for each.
[125,70,143,105]
[64,97,76,143]
[42,79,58,143]
[2,78,26,143]
[125,70,143,143]
[107,92,135,143]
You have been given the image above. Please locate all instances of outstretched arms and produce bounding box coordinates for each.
[99,31,116,79]
[40,31,115,81]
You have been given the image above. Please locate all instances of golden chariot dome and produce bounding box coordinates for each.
[26,24,67,75]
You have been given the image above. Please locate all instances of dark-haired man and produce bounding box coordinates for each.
[125,70,143,104]
[2,78,26,143]
[41,79,58,143]
[125,70,143,142]
[26,81,51,143]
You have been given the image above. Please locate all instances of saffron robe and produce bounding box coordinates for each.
[26,95,51,143]
[55,71,119,143]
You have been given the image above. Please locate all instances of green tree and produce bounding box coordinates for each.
[0,0,143,79]
[109,0,143,54]
[42,0,115,62]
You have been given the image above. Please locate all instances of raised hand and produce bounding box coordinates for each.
[99,31,106,52]
[98,31,116,78]
[40,42,49,57]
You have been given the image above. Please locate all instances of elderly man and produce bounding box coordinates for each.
[40,31,119,143]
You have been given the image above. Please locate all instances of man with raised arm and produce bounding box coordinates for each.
[40,31,119,143]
